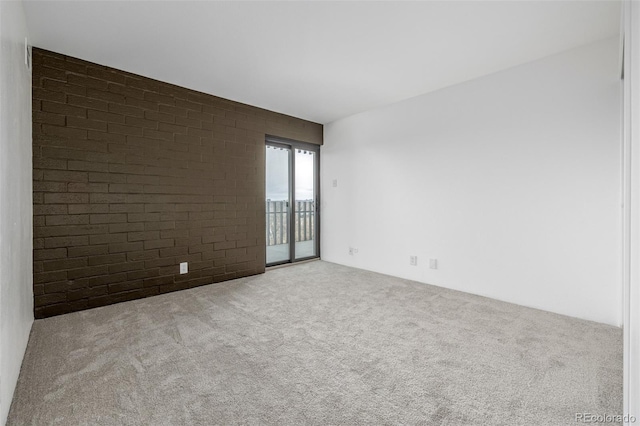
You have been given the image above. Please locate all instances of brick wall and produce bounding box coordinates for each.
[32,48,322,318]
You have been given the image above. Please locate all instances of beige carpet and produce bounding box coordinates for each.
[8,261,622,425]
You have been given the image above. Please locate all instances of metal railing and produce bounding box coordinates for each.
[266,199,315,246]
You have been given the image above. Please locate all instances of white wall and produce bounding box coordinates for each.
[0,1,33,424]
[322,37,622,327]
[623,0,640,420]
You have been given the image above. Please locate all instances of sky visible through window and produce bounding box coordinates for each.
[266,146,315,201]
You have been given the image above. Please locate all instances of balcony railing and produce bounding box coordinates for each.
[266,199,315,246]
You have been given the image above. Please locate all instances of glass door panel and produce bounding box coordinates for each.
[266,137,319,266]
[266,144,291,265]
[294,149,317,260]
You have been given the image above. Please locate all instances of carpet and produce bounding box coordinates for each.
[8,260,622,425]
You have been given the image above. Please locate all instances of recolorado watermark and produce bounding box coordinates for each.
[575,413,637,423]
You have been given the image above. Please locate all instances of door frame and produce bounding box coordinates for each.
[265,135,320,266]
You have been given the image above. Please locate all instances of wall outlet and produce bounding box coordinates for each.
[180,262,188,274]
[349,247,358,255]
[409,255,418,266]
[332,179,338,187]
[429,258,438,269]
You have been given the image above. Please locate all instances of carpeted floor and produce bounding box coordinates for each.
[8,260,622,425]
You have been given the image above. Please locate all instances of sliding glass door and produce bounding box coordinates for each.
[265,137,319,266]
[265,143,291,264]
[294,148,317,260]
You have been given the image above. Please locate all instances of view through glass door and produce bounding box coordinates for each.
[266,138,319,266]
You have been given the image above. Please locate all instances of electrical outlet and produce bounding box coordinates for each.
[332,179,338,187]
[349,247,358,255]
[409,256,417,266]
[180,262,188,274]
[429,258,438,269]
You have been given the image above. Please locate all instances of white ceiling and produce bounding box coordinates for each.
[24,1,621,124]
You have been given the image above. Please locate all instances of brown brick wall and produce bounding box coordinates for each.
[32,48,322,319]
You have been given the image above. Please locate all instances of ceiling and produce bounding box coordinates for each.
[24,1,621,124]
